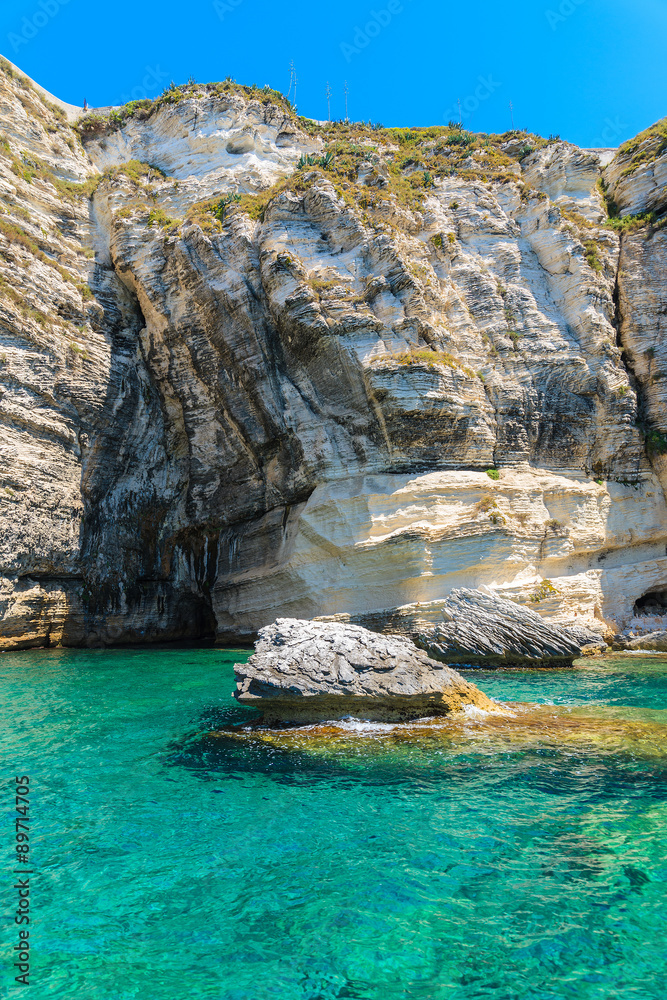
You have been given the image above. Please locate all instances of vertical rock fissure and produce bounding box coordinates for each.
[613,229,667,491]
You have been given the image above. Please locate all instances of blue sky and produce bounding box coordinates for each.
[1,0,664,147]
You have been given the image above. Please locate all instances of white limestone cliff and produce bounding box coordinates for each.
[0,62,666,649]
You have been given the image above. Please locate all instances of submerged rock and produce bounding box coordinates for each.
[417,588,604,668]
[233,618,494,723]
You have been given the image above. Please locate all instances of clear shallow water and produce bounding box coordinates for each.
[1,649,666,1000]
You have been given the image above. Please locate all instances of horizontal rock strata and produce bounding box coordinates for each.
[233,618,495,723]
[0,60,666,650]
[417,588,604,668]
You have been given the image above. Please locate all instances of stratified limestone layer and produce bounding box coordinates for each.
[1,61,666,650]
[417,588,603,668]
[233,618,494,723]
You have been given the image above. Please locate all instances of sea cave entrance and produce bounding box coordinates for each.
[633,588,667,616]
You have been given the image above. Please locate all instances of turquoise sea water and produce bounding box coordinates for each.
[1,648,666,999]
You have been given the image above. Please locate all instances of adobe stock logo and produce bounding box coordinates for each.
[213,0,244,21]
[591,116,628,148]
[340,1,404,63]
[117,66,171,106]
[443,76,502,125]
[8,0,70,53]
[545,0,587,31]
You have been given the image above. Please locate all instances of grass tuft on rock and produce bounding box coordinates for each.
[616,117,667,177]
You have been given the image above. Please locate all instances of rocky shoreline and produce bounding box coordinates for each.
[232,591,614,724]
[611,630,667,652]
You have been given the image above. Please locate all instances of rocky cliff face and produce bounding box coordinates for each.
[1,63,666,649]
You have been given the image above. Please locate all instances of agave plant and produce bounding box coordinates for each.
[212,192,242,222]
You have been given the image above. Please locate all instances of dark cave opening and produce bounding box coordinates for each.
[174,592,218,639]
[633,588,667,616]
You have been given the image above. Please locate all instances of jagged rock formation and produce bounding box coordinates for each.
[1,60,666,649]
[233,617,494,722]
[416,588,603,668]
[623,631,667,652]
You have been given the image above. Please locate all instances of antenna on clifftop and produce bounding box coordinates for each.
[344,80,349,122]
[288,61,295,104]
[509,100,514,130]
[457,99,462,125]
[325,81,332,122]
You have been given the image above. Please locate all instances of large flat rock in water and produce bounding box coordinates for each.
[233,618,494,723]
[417,588,604,668]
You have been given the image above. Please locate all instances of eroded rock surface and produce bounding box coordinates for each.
[233,617,494,722]
[0,61,666,650]
[613,630,667,652]
[417,588,603,668]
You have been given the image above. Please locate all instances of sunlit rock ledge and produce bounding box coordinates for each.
[214,467,667,641]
